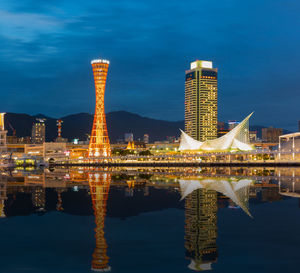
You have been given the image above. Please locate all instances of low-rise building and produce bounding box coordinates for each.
[262,127,283,143]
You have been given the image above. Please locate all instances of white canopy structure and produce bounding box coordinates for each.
[179,177,253,216]
[179,113,254,152]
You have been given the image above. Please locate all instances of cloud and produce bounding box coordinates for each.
[0,10,64,42]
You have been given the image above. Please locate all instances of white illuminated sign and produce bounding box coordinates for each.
[201,61,213,68]
[190,60,213,69]
[190,62,197,69]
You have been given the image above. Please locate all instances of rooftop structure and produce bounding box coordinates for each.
[179,113,253,152]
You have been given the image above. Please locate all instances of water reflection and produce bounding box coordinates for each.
[179,178,253,216]
[184,188,218,271]
[89,172,111,272]
[0,167,300,272]
[179,178,252,271]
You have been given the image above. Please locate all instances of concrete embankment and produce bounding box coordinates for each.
[53,161,300,167]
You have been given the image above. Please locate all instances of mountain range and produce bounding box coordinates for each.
[3,111,290,143]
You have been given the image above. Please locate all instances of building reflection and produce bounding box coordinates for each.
[180,178,253,271]
[0,175,7,218]
[185,188,218,271]
[88,172,111,272]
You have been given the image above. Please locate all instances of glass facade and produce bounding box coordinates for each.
[185,60,218,141]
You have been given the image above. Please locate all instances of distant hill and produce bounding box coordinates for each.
[4,111,184,143]
[3,111,291,143]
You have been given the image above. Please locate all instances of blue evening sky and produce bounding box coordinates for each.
[0,0,299,130]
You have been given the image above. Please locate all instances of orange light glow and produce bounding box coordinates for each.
[88,60,111,157]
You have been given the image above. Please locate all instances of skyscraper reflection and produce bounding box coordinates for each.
[0,176,7,218]
[181,177,253,271]
[184,189,218,271]
[88,172,111,272]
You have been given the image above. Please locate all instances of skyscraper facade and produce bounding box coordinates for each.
[0,113,7,153]
[88,59,111,157]
[185,60,218,141]
[31,120,46,144]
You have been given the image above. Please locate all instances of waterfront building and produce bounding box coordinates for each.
[217,121,225,131]
[262,127,283,143]
[217,129,229,138]
[126,141,146,150]
[228,120,240,130]
[179,113,253,151]
[25,142,67,163]
[88,59,111,157]
[249,131,257,143]
[124,133,134,143]
[31,120,45,144]
[185,60,218,142]
[0,113,7,154]
[143,134,149,144]
[278,132,300,161]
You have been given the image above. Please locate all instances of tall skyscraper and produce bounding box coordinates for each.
[185,60,218,141]
[0,113,7,153]
[31,119,46,144]
[89,59,111,157]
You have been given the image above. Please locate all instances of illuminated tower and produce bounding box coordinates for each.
[89,172,111,271]
[0,113,7,153]
[57,119,63,138]
[89,59,111,157]
[185,60,218,141]
[184,188,218,271]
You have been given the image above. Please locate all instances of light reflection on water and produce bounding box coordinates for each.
[0,167,299,272]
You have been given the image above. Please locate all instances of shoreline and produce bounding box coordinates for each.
[52,161,300,167]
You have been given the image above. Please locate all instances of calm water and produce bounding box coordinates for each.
[0,167,300,273]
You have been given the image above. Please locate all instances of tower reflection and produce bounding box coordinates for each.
[88,172,111,272]
[180,177,253,271]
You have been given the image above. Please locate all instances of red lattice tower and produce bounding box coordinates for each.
[89,59,111,157]
[89,172,111,271]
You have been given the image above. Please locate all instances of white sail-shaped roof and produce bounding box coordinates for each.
[178,129,203,150]
[179,178,253,216]
[179,112,254,151]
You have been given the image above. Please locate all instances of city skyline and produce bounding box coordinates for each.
[0,1,300,131]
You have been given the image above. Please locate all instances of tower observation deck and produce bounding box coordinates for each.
[89,59,111,157]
